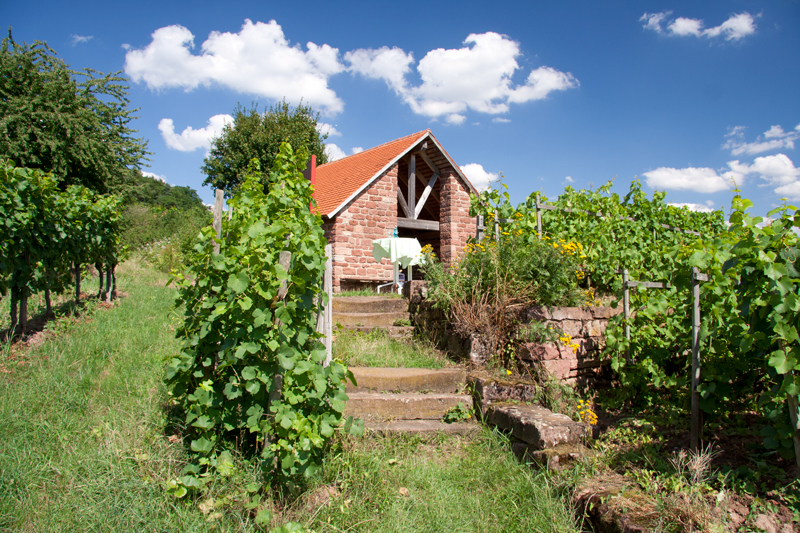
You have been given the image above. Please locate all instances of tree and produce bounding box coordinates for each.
[201,100,328,196]
[0,30,149,193]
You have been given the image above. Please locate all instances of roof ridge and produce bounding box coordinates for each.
[319,129,430,166]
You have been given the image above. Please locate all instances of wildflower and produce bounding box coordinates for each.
[506,370,512,375]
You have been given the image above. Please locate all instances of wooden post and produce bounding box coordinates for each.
[494,211,500,242]
[75,263,81,303]
[212,189,224,255]
[324,244,332,366]
[622,269,631,364]
[691,267,702,451]
[476,215,484,243]
[408,155,416,219]
[535,193,543,239]
[788,389,800,473]
[105,264,113,303]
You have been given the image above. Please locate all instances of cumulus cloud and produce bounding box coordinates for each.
[669,202,715,213]
[643,166,732,193]
[723,123,800,156]
[316,122,341,137]
[564,176,575,183]
[641,11,756,41]
[158,114,233,152]
[351,147,363,154]
[142,171,167,183]
[325,143,346,161]
[461,163,498,192]
[71,35,93,46]
[125,20,345,114]
[646,154,800,199]
[347,32,577,124]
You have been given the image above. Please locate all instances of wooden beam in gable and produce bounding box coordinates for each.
[408,154,416,219]
[414,171,439,219]
[397,187,412,218]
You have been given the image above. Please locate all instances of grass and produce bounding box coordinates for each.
[337,288,403,298]
[333,329,452,369]
[286,431,580,532]
[0,259,581,532]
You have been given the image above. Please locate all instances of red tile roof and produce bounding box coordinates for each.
[314,130,431,217]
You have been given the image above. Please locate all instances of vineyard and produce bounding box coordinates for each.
[0,161,123,334]
[464,180,800,469]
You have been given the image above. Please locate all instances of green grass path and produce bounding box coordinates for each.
[0,261,579,533]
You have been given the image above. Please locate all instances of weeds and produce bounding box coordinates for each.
[333,328,451,369]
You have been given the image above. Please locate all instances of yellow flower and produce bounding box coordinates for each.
[506,370,512,375]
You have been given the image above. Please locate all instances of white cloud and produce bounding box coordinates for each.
[316,122,341,137]
[732,154,800,187]
[643,166,732,193]
[642,11,756,41]
[71,35,93,46]
[445,114,467,125]
[325,143,346,161]
[142,171,167,183]
[461,163,497,192]
[125,20,345,115]
[564,176,574,183]
[669,202,715,213]
[351,147,363,154]
[158,114,233,152]
[640,12,672,34]
[347,32,577,123]
[492,117,511,123]
[723,123,799,155]
[344,46,414,94]
[648,154,800,199]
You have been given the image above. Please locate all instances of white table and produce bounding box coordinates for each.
[371,237,423,293]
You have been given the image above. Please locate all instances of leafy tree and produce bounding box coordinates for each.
[0,30,148,193]
[202,101,328,197]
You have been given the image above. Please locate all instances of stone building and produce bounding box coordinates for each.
[312,130,477,292]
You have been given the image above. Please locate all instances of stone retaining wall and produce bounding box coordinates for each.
[518,305,622,385]
[409,284,622,386]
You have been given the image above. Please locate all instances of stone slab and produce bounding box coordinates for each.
[469,374,538,417]
[333,311,410,328]
[366,419,480,437]
[347,367,466,393]
[511,441,595,470]
[333,296,408,314]
[345,392,472,421]
[486,404,588,449]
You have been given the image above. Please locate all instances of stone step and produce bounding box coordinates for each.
[333,296,408,314]
[348,367,466,394]
[341,325,414,339]
[345,392,471,422]
[365,419,480,437]
[485,404,588,450]
[333,311,410,328]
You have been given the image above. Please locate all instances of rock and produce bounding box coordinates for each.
[469,333,490,364]
[511,441,595,470]
[485,404,588,449]
[590,306,622,319]
[550,307,591,321]
[526,306,551,321]
[469,374,537,417]
[755,514,778,533]
[519,342,560,361]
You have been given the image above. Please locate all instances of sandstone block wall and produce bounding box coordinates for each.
[324,164,398,292]
[518,305,622,385]
[439,171,476,264]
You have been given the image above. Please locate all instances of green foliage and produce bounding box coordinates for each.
[109,169,206,212]
[0,31,148,193]
[442,402,472,423]
[202,101,328,197]
[0,161,122,328]
[167,144,360,495]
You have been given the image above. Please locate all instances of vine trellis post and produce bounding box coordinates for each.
[212,188,333,365]
[619,267,708,451]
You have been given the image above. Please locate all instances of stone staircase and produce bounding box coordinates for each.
[344,367,477,435]
[333,296,413,339]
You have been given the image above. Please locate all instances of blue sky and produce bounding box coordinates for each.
[6,1,799,216]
